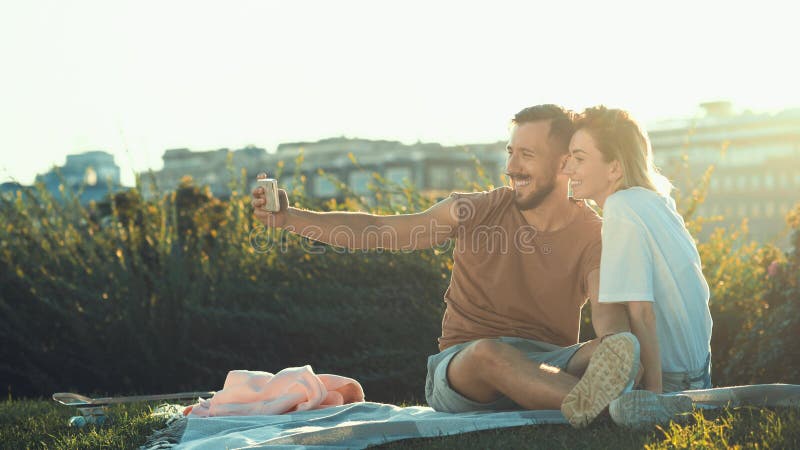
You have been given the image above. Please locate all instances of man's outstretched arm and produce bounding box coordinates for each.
[252,187,460,251]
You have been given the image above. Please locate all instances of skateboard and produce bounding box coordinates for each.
[53,391,215,427]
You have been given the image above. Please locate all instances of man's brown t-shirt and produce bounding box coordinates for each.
[438,187,602,351]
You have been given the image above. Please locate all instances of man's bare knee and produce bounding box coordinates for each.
[467,338,511,364]
[451,339,504,378]
[446,339,510,403]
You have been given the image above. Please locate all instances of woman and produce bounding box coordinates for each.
[564,106,712,396]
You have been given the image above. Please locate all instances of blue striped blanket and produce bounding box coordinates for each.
[142,384,800,450]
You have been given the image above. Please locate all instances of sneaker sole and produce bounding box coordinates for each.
[609,390,693,429]
[560,332,640,428]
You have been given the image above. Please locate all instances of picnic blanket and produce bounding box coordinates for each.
[142,384,800,450]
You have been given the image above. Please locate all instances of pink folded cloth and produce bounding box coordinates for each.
[184,365,365,417]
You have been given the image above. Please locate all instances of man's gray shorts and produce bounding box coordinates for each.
[425,337,584,413]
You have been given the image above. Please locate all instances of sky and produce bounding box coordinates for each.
[1,0,798,186]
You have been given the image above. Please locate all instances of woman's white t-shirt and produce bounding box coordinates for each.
[598,187,712,373]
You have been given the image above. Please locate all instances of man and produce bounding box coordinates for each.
[252,105,637,427]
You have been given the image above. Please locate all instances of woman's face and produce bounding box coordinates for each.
[564,129,620,207]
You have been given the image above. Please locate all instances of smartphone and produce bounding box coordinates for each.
[256,173,280,212]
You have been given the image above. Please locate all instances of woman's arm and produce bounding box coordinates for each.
[586,269,630,337]
[627,300,662,393]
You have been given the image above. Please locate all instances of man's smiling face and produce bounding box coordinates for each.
[505,121,563,211]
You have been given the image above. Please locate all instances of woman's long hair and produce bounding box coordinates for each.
[575,106,673,196]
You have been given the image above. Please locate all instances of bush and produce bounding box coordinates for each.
[0,166,453,402]
[721,206,800,384]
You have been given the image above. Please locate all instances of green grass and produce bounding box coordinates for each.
[0,399,172,450]
[2,400,798,450]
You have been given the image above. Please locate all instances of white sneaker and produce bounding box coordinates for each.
[560,332,640,428]
[609,390,693,429]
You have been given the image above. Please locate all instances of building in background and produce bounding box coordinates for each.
[141,145,268,199]
[0,181,25,198]
[273,138,506,200]
[141,138,507,202]
[649,101,800,244]
[10,151,124,205]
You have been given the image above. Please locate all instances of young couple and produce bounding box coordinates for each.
[251,104,712,428]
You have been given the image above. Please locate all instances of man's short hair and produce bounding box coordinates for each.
[511,104,576,155]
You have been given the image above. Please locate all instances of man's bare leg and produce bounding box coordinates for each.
[565,339,601,377]
[446,339,580,410]
[446,334,641,428]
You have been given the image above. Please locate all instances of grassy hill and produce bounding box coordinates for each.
[1,399,798,449]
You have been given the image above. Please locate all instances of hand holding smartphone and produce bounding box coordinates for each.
[256,172,280,212]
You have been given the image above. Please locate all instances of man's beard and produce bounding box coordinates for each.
[514,178,556,211]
